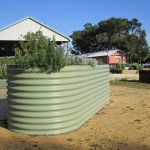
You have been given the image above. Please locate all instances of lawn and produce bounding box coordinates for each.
[110,80,150,90]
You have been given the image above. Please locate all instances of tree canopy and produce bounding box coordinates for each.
[71,17,150,63]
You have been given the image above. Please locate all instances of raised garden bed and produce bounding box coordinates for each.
[7,65,110,135]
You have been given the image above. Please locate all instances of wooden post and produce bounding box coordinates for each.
[107,50,109,64]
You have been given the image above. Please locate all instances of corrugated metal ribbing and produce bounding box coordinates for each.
[0,79,7,89]
[7,65,110,135]
[0,99,7,120]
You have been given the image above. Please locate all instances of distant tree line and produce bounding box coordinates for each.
[71,17,150,63]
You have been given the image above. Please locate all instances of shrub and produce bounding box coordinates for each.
[129,64,144,70]
[0,32,102,78]
[0,56,15,79]
[15,31,99,72]
[66,55,98,68]
[110,64,125,74]
[117,64,125,73]
[0,65,7,79]
[0,56,15,65]
[15,31,66,73]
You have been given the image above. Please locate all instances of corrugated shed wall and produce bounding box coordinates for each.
[7,65,110,135]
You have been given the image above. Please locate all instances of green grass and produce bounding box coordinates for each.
[110,80,150,90]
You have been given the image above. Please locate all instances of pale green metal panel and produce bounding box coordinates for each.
[7,65,110,135]
[0,79,7,89]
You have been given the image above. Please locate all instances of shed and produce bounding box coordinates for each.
[77,49,126,64]
[0,16,71,56]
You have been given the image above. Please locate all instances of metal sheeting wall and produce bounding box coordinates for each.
[7,65,110,135]
[0,99,7,121]
[0,80,7,89]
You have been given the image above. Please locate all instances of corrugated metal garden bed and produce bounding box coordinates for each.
[7,65,110,135]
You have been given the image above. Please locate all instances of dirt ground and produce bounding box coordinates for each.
[0,89,6,98]
[0,85,150,150]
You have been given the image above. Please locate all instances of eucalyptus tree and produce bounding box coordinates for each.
[96,17,128,50]
[71,23,99,53]
[71,17,149,63]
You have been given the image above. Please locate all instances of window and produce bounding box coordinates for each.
[115,56,120,63]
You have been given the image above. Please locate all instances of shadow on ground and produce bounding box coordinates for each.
[0,133,150,150]
[96,138,150,150]
[0,119,7,128]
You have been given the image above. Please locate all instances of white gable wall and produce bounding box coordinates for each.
[0,18,69,41]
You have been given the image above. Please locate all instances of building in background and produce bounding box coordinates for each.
[0,16,71,56]
[77,49,126,64]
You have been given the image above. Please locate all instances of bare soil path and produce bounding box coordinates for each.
[0,85,150,150]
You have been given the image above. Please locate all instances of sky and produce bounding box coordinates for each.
[0,0,150,46]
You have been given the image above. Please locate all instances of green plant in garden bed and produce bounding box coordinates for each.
[15,31,99,73]
[15,31,66,73]
[1,31,100,78]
